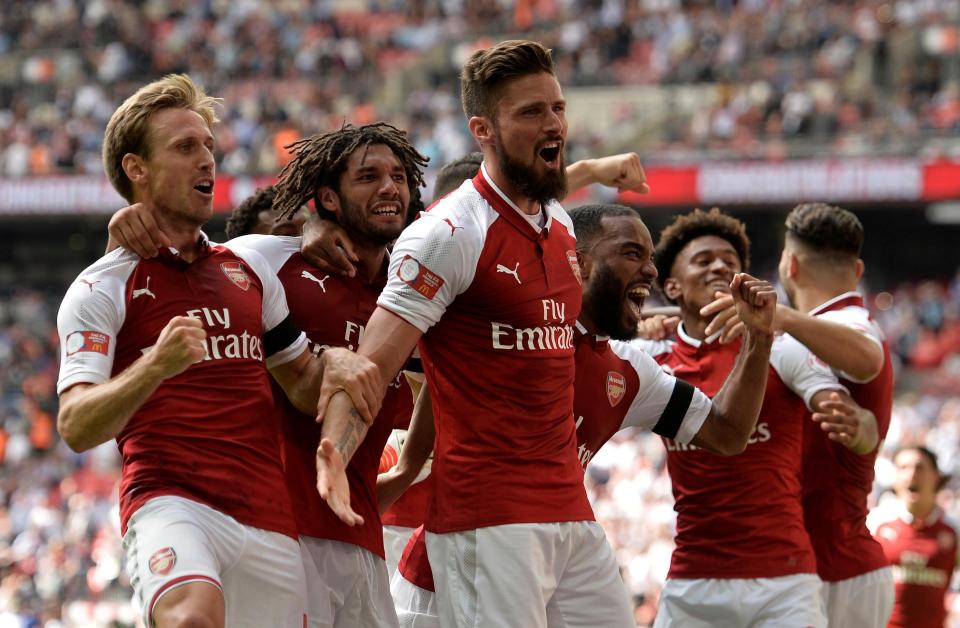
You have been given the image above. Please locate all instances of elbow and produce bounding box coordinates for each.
[57,411,94,453]
[713,437,748,457]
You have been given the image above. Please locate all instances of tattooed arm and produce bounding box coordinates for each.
[316,391,370,525]
[315,307,424,525]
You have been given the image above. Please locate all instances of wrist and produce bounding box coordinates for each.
[774,304,795,333]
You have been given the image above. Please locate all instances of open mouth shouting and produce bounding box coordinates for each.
[193,178,214,198]
[625,284,651,321]
[537,140,563,169]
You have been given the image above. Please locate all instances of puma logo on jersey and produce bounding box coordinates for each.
[132,277,156,300]
[78,279,100,292]
[301,270,330,293]
[442,218,463,237]
[496,262,521,284]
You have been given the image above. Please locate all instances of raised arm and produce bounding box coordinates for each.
[776,306,884,382]
[564,152,650,195]
[377,383,435,514]
[690,274,776,456]
[316,306,424,525]
[58,316,205,452]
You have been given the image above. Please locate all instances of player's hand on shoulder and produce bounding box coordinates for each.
[146,316,206,378]
[301,214,358,277]
[108,202,172,258]
[317,347,382,425]
[813,391,877,453]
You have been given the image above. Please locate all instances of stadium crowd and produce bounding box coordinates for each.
[1,269,958,625]
[3,0,960,178]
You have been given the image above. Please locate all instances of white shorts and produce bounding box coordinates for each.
[655,572,826,628]
[425,521,634,628]
[300,536,399,628]
[122,495,306,628]
[391,568,440,628]
[384,524,416,577]
[820,567,894,628]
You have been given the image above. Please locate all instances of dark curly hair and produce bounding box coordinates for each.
[433,152,483,201]
[569,204,641,251]
[272,122,429,223]
[785,202,863,259]
[654,208,750,297]
[225,186,276,240]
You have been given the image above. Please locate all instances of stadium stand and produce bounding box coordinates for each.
[2,1,960,626]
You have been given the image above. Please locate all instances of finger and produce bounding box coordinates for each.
[816,400,856,416]
[318,240,357,277]
[700,294,734,317]
[117,223,153,258]
[335,234,360,264]
[704,306,738,337]
[664,316,680,334]
[827,432,851,444]
[125,219,159,258]
[138,210,171,250]
[720,321,744,344]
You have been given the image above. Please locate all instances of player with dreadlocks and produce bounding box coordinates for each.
[107,121,429,628]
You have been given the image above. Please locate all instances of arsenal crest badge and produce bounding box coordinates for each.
[566,250,581,284]
[149,547,177,575]
[221,261,251,291]
[606,371,626,407]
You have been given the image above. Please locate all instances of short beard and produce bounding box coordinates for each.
[494,130,567,206]
[336,193,405,247]
[583,263,637,341]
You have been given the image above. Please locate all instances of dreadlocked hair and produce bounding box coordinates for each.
[272,122,429,222]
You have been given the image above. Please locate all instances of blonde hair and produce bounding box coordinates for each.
[102,74,221,201]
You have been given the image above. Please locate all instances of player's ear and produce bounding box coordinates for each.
[317,187,341,214]
[663,277,682,302]
[468,116,493,146]
[576,249,593,282]
[854,258,864,280]
[122,153,147,185]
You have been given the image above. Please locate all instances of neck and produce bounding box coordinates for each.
[907,499,936,523]
[150,204,204,262]
[679,308,709,340]
[482,154,541,215]
[791,282,856,314]
[352,240,389,282]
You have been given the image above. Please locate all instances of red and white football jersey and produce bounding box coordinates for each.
[875,506,958,628]
[377,165,590,533]
[635,324,846,579]
[57,237,307,538]
[803,292,895,581]
[572,324,710,467]
[398,525,435,593]
[232,234,415,558]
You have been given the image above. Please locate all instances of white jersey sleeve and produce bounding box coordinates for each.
[609,340,711,444]
[227,243,307,368]
[816,305,885,383]
[770,333,848,410]
[627,336,674,359]
[377,189,496,333]
[57,249,139,395]
[228,234,299,275]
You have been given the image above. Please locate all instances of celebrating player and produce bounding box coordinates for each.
[57,74,378,628]
[874,446,958,628]
[636,208,877,628]
[316,40,639,626]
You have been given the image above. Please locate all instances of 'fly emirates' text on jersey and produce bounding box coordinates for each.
[57,238,307,538]
[877,508,958,628]
[377,165,589,533]
[230,235,414,558]
[875,506,959,628]
[634,325,846,579]
[802,292,894,581]
[397,325,713,590]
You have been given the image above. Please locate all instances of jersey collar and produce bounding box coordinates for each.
[473,163,555,242]
[158,231,213,267]
[575,320,609,349]
[809,291,864,316]
[676,321,723,348]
